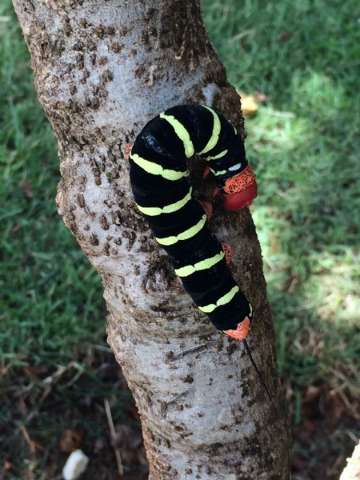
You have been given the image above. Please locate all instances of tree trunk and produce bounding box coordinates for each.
[12,1,290,478]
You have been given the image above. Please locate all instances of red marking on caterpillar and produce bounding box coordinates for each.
[223,166,257,211]
[202,166,210,178]
[221,242,233,267]
[123,143,132,161]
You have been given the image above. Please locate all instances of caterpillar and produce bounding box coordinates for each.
[129,104,257,341]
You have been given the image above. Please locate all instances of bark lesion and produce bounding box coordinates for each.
[142,254,178,294]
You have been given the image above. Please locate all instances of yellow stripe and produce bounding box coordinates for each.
[160,113,195,158]
[205,149,228,161]
[130,152,187,181]
[175,250,225,277]
[156,214,207,246]
[137,188,192,216]
[199,285,239,313]
[210,168,227,177]
[198,106,221,155]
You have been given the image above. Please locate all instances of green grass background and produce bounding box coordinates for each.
[1,0,359,397]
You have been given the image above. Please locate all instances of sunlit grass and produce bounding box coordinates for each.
[247,90,359,390]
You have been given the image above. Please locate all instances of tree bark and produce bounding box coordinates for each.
[12,1,290,478]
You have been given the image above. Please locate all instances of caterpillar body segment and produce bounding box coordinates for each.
[129,104,257,335]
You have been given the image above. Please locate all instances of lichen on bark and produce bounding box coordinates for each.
[12,0,290,478]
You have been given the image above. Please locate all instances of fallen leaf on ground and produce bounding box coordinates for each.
[238,90,268,117]
[59,429,83,453]
[240,94,259,117]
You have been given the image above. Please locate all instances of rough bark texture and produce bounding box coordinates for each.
[12,1,290,478]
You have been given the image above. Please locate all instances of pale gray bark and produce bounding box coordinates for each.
[12,1,290,478]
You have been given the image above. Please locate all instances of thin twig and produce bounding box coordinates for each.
[169,344,208,361]
[243,340,272,402]
[168,340,218,362]
[104,399,124,478]
[19,424,38,454]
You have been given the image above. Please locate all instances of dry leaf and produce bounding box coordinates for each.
[254,91,269,103]
[240,94,259,117]
[19,180,33,199]
[279,31,291,42]
[59,429,83,453]
[3,460,13,471]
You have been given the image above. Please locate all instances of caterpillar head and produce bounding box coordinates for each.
[223,165,257,211]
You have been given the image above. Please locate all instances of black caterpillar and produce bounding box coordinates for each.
[129,104,257,339]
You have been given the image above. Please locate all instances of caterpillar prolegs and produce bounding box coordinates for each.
[129,104,257,341]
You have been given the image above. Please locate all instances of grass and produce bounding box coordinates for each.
[0,5,105,367]
[1,0,360,478]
